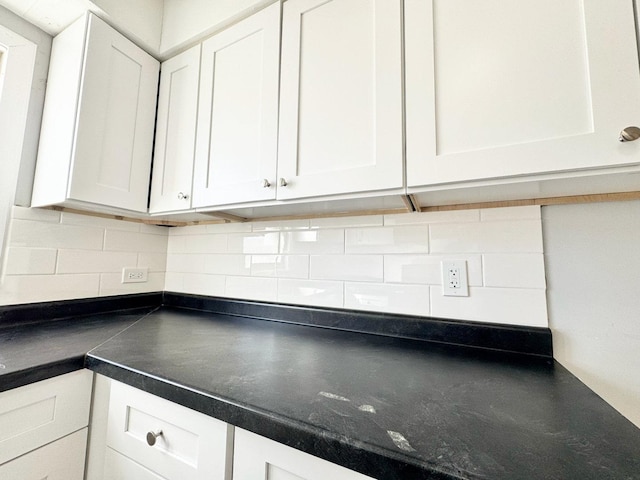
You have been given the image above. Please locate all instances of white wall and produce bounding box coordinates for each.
[0,0,163,54]
[543,200,640,428]
[166,206,548,326]
[0,206,167,305]
[159,0,273,57]
[0,6,50,277]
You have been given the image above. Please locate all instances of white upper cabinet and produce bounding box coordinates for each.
[32,13,159,213]
[405,0,640,189]
[192,3,281,208]
[276,0,404,201]
[149,45,201,214]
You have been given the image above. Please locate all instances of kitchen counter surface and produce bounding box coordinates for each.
[0,306,155,392]
[85,306,640,480]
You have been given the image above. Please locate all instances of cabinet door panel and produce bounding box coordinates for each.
[233,428,374,480]
[406,0,640,187]
[277,0,403,200]
[104,448,167,480]
[70,14,159,212]
[0,370,92,465]
[0,429,87,480]
[193,3,280,207]
[150,45,201,213]
[106,381,233,480]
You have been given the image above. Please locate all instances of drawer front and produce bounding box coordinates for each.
[0,369,92,465]
[104,447,167,480]
[0,428,87,480]
[106,381,233,480]
[234,428,375,480]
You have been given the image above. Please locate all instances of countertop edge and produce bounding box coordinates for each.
[85,354,466,480]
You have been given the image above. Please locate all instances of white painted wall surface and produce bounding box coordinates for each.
[0,6,50,278]
[543,200,640,428]
[160,0,273,57]
[0,0,162,54]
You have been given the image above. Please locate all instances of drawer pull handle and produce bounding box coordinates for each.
[619,126,640,142]
[146,430,163,446]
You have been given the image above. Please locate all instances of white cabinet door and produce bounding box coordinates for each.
[0,429,87,480]
[276,0,403,201]
[149,45,201,214]
[406,0,640,188]
[0,369,93,465]
[106,381,233,480]
[233,429,375,480]
[193,3,281,207]
[32,13,159,213]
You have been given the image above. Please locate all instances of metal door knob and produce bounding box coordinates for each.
[177,192,189,200]
[279,178,288,187]
[263,179,271,188]
[619,126,640,142]
[146,430,163,446]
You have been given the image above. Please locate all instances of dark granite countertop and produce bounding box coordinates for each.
[84,306,640,480]
[0,306,155,392]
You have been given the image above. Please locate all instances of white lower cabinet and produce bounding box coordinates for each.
[102,380,233,480]
[89,377,373,480]
[0,370,93,479]
[233,428,375,480]
[0,429,88,480]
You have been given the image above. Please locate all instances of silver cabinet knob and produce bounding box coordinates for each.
[177,192,189,200]
[279,178,288,187]
[619,126,640,142]
[146,430,163,446]
[263,179,271,188]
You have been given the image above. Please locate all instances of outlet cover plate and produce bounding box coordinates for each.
[441,260,469,297]
[122,267,148,284]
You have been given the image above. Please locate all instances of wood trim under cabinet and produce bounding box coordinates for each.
[40,191,640,227]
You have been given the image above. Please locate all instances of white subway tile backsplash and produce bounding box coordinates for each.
[227,232,279,254]
[206,222,252,234]
[384,209,480,225]
[278,279,343,308]
[166,254,207,274]
[280,229,344,254]
[0,274,100,304]
[204,254,251,276]
[11,206,60,223]
[310,215,383,229]
[344,283,430,316]
[430,220,543,253]
[184,234,228,254]
[57,250,138,274]
[169,224,210,236]
[250,255,309,279]
[60,211,141,232]
[138,253,168,272]
[10,220,104,250]
[225,276,278,301]
[310,255,383,282]
[104,230,168,253]
[99,272,165,296]
[430,286,548,327]
[483,254,546,289]
[384,254,482,286]
[252,219,310,231]
[480,205,541,221]
[1,205,547,327]
[345,226,429,254]
[4,248,57,275]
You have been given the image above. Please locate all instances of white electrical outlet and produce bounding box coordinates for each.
[122,267,148,284]
[441,260,469,297]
